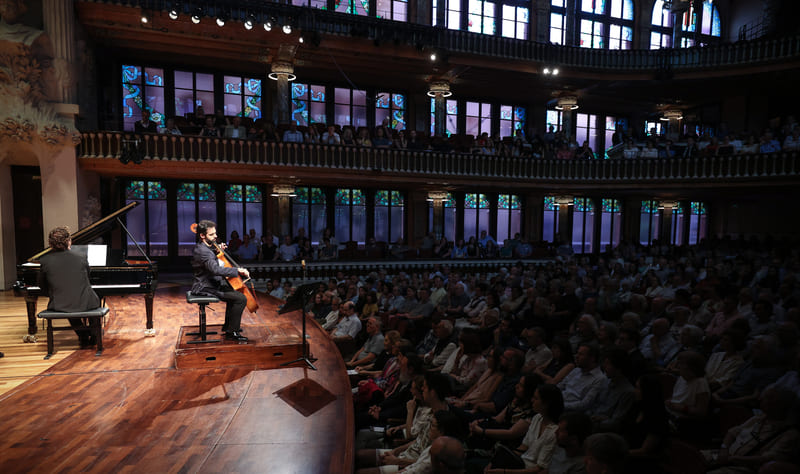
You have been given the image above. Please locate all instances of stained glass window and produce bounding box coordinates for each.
[432,0,462,30]
[376,92,406,131]
[543,196,560,242]
[292,83,327,126]
[466,102,492,137]
[464,193,490,240]
[500,105,526,138]
[293,187,327,244]
[670,203,685,245]
[468,0,496,35]
[122,65,165,131]
[573,198,596,253]
[174,70,214,121]
[125,180,167,257]
[335,188,367,245]
[292,0,327,8]
[336,0,370,15]
[223,76,262,119]
[501,5,528,39]
[546,110,563,132]
[335,88,368,129]
[640,200,661,245]
[580,19,605,48]
[550,12,566,44]
[375,190,405,244]
[177,182,217,255]
[430,98,459,137]
[225,184,263,252]
[576,0,633,49]
[497,194,521,244]
[600,198,621,251]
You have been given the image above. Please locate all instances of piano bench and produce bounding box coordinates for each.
[186,292,221,344]
[37,307,109,359]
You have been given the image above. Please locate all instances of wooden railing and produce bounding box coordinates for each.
[78,132,800,183]
[100,0,800,71]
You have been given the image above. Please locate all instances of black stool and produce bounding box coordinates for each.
[186,291,221,343]
[37,307,109,359]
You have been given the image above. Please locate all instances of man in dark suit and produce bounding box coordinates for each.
[191,220,249,341]
[134,109,158,133]
[38,226,102,347]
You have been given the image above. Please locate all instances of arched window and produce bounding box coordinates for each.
[650,0,673,49]
[578,0,634,49]
[293,187,327,244]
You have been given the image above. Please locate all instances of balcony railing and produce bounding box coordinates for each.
[100,0,800,71]
[78,132,800,184]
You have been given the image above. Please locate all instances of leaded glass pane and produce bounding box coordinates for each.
[335,188,351,205]
[391,191,404,205]
[544,196,558,211]
[465,193,477,209]
[691,201,707,215]
[295,187,309,205]
[226,185,243,203]
[147,181,166,200]
[126,180,145,200]
[198,183,214,202]
[177,183,195,201]
[601,198,620,213]
[376,190,390,206]
[246,185,262,203]
[641,200,659,213]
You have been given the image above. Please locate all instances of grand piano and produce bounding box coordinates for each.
[14,202,159,341]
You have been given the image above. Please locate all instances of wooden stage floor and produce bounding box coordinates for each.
[0,284,354,474]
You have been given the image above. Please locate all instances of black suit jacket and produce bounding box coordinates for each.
[191,242,240,297]
[38,250,101,312]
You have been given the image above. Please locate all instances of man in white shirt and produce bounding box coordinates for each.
[557,343,607,412]
[346,317,384,368]
[522,326,553,373]
[275,235,299,261]
[639,318,679,367]
[330,301,362,355]
[224,116,247,138]
[321,124,341,145]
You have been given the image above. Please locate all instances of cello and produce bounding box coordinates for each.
[190,223,259,314]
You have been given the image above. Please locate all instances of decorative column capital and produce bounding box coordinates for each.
[269,62,296,81]
[427,81,452,98]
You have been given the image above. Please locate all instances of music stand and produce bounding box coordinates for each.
[279,282,321,370]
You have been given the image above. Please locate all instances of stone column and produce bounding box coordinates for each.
[557,197,572,246]
[429,81,451,137]
[0,163,16,289]
[533,0,550,43]
[270,62,295,125]
[43,0,77,105]
[557,96,578,142]
[271,185,295,238]
[428,191,448,240]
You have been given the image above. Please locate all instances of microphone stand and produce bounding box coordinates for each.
[281,260,318,370]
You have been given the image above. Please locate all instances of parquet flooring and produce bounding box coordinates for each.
[0,281,354,473]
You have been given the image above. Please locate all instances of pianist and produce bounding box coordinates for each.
[38,226,101,348]
[191,220,250,342]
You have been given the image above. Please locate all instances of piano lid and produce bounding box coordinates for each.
[28,201,141,262]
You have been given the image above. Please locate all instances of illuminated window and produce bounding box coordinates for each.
[546,110,563,132]
[291,83,327,126]
[543,196,560,243]
[335,88,368,129]
[430,98,459,137]
[550,9,566,44]
[578,0,633,49]
[223,76,262,119]
[500,105,527,138]
[122,65,165,130]
[600,199,622,251]
[432,0,462,29]
[225,185,263,251]
[572,197,595,253]
[464,193,491,240]
[177,182,216,256]
[292,0,327,8]
[376,93,406,131]
[502,5,528,39]
[293,187,327,245]
[650,0,673,49]
[335,188,367,245]
[576,113,599,153]
[468,0,496,35]
[125,180,168,257]
[466,101,492,137]
[375,191,405,244]
[604,116,628,156]
[377,0,408,20]
[174,70,213,123]
[336,0,369,15]
[688,201,707,245]
[497,194,521,244]
[639,200,661,245]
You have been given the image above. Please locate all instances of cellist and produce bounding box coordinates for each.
[191,220,249,342]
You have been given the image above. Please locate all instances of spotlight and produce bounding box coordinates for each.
[552,68,559,75]
[216,16,225,27]
[282,23,292,34]
[543,67,550,74]
[430,52,437,61]
[191,7,202,23]
[264,17,274,31]
[244,14,256,30]
[168,2,180,20]
[140,12,149,24]
[299,34,304,43]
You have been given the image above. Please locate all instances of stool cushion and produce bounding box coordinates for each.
[38,307,110,319]
[186,291,221,304]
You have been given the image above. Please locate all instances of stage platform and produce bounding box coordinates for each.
[0,284,354,473]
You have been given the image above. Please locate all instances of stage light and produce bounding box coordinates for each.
[216,17,225,27]
[430,52,437,61]
[282,23,292,34]
[169,2,180,20]
[140,12,149,24]
[264,17,274,31]
[299,34,304,43]
[191,7,202,24]
[244,14,256,30]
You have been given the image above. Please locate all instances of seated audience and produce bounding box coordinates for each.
[557,343,606,412]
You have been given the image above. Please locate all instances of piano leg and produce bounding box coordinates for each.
[144,292,156,337]
[23,296,38,343]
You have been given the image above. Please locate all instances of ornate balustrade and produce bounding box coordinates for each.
[94,0,800,71]
[78,132,800,184]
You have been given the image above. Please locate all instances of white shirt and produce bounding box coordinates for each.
[332,313,362,339]
[557,366,606,411]
[520,414,558,469]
